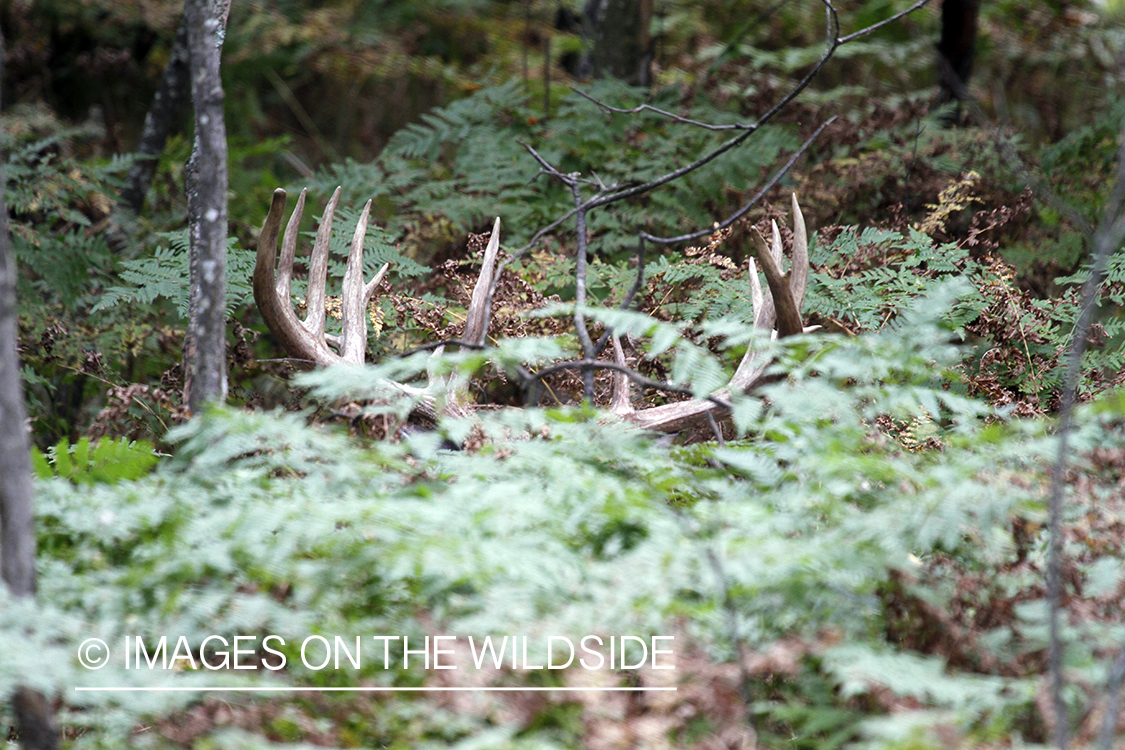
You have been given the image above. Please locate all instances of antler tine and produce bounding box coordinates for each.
[304,186,340,339]
[256,189,286,296]
[463,217,501,347]
[256,187,393,367]
[609,334,635,416]
[340,199,378,363]
[790,193,809,308]
[730,256,770,392]
[276,188,306,302]
[629,195,811,436]
[364,263,391,304]
[751,256,769,330]
[730,196,809,391]
[755,219,804,338]
[256,189,329,364]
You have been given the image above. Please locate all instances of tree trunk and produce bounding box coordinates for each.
[120,16,191,215]
[936,0,980,105]
[0,150,35,602]
[183,0,231,413]
[0,24,59,750]
[10,688,56,750]
[583,0,653,86]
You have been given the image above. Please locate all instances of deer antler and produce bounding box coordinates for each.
[624,194,812,434]
[255,189,505,421]
[255,187,389,366]
[254,187,809,440]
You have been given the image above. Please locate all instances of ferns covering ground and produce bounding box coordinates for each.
[4,1,1125,748]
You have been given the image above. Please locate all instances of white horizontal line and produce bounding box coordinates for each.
[74,686,676,692]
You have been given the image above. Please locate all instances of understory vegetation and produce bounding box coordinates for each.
[3,0,1125,748]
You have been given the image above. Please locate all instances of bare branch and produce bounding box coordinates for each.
[641,117,833,245]
[836,0,931,44]
[593,234,648,357]
[1045,111,1125,750]
[571,185,597,403]
[570,87,753,131]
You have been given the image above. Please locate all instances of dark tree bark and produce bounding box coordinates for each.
[120,17,191,215]
[0,24,59,750]
[936,0,980,105]
[11,689,56,750]
[183,0,231,413]
[582,0,653,86]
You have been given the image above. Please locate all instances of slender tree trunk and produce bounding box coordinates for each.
[183,0,231,413]
[120,16,191,215]
[936,0,980,105]
[582,0,653,86]
[10,689,56,750]
[0,24,59,750]
[0,166,35,601]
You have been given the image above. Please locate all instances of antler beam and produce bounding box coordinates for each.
[621,194,812,434]
[254,187,388,366]
[253,187,809,441]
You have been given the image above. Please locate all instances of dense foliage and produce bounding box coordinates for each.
[5,292,1124,750]
[3,0,1125,748]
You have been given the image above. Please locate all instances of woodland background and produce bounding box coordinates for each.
[2,0,1125,748]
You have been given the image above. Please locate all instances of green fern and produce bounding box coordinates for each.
[5,119,131,308]
[804,226,988,335]
[32,436,160,486]
[92,230,255,318]
[308,80,799,256]
[10,293,1125,748]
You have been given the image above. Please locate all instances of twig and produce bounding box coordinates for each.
[705,410,725,446]
[593,234,648,357]
[1045,96,1125,750]
[525,358,733,412]
[572,183,597,403]
[400,339,487,355]
[570,87,754,131]
[836,0,931,44]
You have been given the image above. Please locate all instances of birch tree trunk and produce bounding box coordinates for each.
[0,141,35,602]
[183,0,231,412]
[0,24,59,750]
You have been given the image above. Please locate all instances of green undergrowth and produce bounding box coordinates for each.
[4,289,1124,748]
[30,437,161,486]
